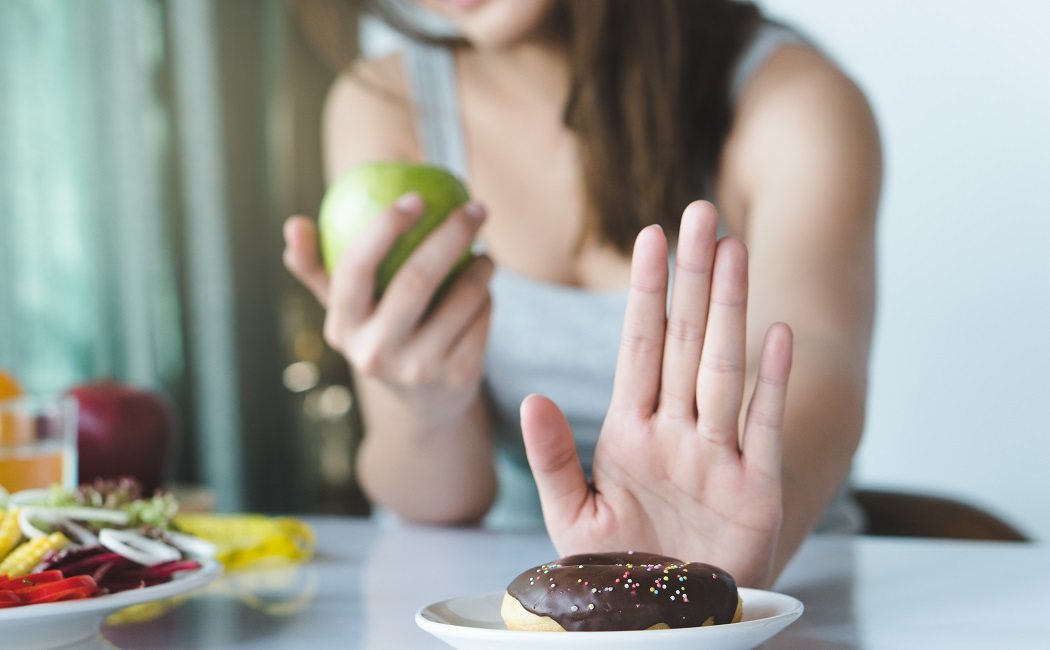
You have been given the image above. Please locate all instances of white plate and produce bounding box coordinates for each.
[416,587,803,650]
[0,559,222,650]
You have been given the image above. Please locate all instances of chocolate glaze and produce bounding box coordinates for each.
[506,551,738,631]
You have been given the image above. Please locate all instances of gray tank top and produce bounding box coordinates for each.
[401,24,864,534]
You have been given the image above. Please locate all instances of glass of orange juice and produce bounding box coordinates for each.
[0,394,78,494]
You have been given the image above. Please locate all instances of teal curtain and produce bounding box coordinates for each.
[0,0,362,514]
[0,0,182,391]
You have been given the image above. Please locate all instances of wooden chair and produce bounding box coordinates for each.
[853,488,1029,542]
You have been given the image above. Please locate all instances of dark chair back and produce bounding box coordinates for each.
[854,489,1029,542]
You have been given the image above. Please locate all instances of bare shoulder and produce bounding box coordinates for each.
[720,45,880,376]
[718,44,882,229]
[322,53,419,181]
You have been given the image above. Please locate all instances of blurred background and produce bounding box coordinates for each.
[0,0,359,514]
[0,0,1046,538]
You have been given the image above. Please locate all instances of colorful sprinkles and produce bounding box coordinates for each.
[507,552,739,632]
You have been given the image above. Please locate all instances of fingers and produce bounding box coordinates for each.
[659,201,718,418]
[373,202,486,344]
[283,216,331,306]
[696,237,749,448]
[407,255,494,362]
[521,394,590,528]
[442,293,492,387]
[742,323,793,477]
[609,225,668,416]
[328,193,426,326]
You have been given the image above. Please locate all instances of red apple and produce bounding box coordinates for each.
[68,381,176,493]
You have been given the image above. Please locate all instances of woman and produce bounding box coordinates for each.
[284,0,880,588]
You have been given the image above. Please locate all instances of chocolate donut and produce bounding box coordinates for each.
[501,551,742,631]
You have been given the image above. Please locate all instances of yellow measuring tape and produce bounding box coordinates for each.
[173,514,315,572]
[107,514,316,626]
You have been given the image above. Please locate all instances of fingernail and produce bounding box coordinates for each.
[638,223,663,240]
[520,394,539,417]
[396,192,423,213]
[464,202,485,222]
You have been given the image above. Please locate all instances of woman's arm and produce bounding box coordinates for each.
[720,45,882,576]
[285,56,497,523]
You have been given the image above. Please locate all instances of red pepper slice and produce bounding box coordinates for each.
[19,576,98,604]
[0,590,22,608]
[24,586,96,604]
[0,571,65,592]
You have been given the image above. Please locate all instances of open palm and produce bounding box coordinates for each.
[520,201,793,588]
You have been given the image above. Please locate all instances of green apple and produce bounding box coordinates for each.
[318,162,472,296]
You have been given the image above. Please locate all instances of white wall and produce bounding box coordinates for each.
[759,0,1050,539]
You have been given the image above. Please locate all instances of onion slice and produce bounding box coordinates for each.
[23,506,130,525]
[166,531,217,560]
[99,529,181,566]
[17,509,48,540]
[62,519,100,547]
[9,489,51,506]
[19,507,127,543]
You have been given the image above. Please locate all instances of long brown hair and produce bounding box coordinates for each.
[302,0,761,253]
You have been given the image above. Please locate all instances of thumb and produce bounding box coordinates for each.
[283,216,331,306]
[521,394,589,529]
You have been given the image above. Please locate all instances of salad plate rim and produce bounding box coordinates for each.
[0,557,222,622]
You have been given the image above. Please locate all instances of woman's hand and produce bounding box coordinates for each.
[520,201,793,588]
[283,193,493,418]
[284,193,497,522]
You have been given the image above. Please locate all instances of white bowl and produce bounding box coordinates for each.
[0,558,221,650]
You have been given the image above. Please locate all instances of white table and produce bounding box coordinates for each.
[86,517,1049,649]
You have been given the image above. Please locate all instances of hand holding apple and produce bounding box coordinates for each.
[319,162,473,296]
[283,162,494,416]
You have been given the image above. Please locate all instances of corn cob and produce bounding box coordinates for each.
[0,508,22,562]
[0,531,69,578]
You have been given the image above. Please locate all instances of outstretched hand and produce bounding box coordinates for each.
[520,201,793,588]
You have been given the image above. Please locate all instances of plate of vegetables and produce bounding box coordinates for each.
[0,479,221,650]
